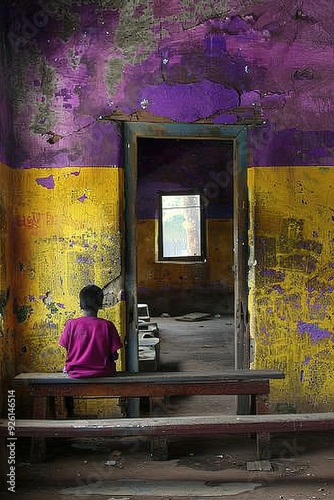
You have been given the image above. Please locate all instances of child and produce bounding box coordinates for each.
[59,284,123,378]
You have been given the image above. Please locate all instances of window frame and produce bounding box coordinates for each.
[157,189,207,263]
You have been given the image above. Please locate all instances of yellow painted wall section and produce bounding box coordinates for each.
[249,166,334,412]
[11,167,125,377]
[137,219,233,290]
[0,162,14,417]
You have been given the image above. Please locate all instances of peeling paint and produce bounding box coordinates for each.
[78,194,88,202]
[36,175,55,189]
[297,321,332,343]
[2,1,332,168]
[10,167,123,378]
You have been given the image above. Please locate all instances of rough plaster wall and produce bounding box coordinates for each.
[11,166,124,376]
[6,0,334,168]
[0,5,15,416]
[249,166,334,412]
[0,163,14,417]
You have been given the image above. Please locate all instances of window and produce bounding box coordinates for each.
[158,191,206,262]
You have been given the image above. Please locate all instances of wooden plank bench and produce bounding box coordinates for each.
[2,413,334,491]
[12,370,284,464]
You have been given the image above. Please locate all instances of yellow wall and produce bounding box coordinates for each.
[0,162,14,417]
[7,163,334,414]
[11,167,125,377]
[249,166,334,412]
[137,219,234,291]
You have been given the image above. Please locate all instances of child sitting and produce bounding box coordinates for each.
[59,284,122,378]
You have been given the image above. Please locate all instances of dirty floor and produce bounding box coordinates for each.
[3,316,334,499]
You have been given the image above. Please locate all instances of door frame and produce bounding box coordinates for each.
[123,122,249,373]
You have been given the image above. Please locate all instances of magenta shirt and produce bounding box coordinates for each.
[59,316,123,378]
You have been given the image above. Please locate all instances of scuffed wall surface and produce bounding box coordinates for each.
[0,163,14,417]
[11,166,124,375]
[6,0,334,168]
[249,166,334,412]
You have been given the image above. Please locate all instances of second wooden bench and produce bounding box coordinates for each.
[13,369,284,461]
[2,412,334,491]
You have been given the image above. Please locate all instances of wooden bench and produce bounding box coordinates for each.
[2,412,334,491]
[12,369,284,462]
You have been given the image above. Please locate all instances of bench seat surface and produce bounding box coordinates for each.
[14,369,285,384]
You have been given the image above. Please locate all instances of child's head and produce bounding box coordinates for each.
[79,285,104,313]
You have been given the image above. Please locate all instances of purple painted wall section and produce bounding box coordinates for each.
[6,0,334,168]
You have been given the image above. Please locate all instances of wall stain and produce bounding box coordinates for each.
[13,300,33,323]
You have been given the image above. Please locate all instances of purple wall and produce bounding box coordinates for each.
[6,0,334,168]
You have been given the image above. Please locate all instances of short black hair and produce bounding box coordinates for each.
[79,285,103,312]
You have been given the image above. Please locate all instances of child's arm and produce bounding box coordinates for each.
[59,320,70,348]
[109,322,122,362]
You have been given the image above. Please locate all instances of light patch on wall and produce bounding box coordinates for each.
[42,291,59,314]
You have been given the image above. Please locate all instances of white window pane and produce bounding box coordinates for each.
[161,194,202,259]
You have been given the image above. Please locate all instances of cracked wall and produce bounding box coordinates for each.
[6,0,334,168]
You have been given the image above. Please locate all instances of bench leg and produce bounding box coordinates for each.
[55,396,68,419]
[255,393,269,415]
[256,432,271,460]
[149,397,169,460]
[150,436,169,461]
[149,396,167,416]
[31,396,48,462]
[254,393,271,460]
[237,395,251,415]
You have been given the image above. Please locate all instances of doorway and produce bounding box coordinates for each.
[124,123,248,374]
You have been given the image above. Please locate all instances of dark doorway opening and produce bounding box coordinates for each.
[124,122,248,376]
[136,138,234,317]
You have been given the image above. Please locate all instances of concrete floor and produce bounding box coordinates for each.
[3,315,334,499]
[156,315,237,416]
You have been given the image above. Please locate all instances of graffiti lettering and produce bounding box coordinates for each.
[13,212,55,229]
[14,213,41,230]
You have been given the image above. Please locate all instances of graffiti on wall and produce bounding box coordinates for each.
[249,166,334,412]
